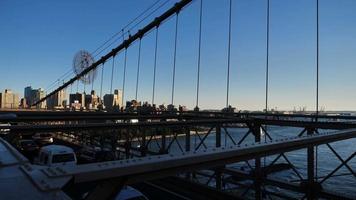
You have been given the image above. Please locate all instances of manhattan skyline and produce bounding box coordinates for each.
[1,0,356,111]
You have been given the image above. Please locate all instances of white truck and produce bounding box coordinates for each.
[35,145,77,167]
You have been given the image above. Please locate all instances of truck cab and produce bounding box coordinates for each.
[35,145,77,167]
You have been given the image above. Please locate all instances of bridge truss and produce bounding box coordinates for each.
[1,112,355,200]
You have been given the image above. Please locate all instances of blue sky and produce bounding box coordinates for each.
[1,0,356,111]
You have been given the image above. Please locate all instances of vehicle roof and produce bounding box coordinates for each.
[40,145,74,154]
[116,186,146,200]
[18,139,35,143]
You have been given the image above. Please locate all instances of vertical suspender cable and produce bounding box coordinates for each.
[76,80,79,93]
[100,63,105,102]
[110,56,115,94]
[122,48,128,107]
[265,0,270,116]
[83,76,86,94]
[226,0,232,108]
[315,0,319,181]
[152,27,159,105]
[171,13,179,106]
[91,70,95,92]
[196,0,203,110]
[136,39,142,100]
[264,0,271,167]
[316,0,319,120]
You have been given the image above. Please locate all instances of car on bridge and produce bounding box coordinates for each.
[77,145,117,164]
[115,186,149,200]
[32,133,54,145]
[34,145,77,167]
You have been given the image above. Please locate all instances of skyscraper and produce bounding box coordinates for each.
[0,89,19,109]
[46,89,66,109]
[103,89,122,110]
[24,86,46,109]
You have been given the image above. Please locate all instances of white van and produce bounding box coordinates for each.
[35,145,77,167]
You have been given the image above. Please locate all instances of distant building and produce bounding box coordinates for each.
[0,89,19,109]
[103,89,122,110]
[24,86,46,109]
[24,86,32,105]
[85,90,100,110]
[20,98,27,109]
[46,89,66,109]
[69,93,85,110]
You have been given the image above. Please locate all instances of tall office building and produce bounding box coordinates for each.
[103,89,122,110]
[24,86,32,105]
[46,89,66,109]
[69,92,85,110]
[85,90,100,110]
[24,87,46,109]
[0,89,19,109]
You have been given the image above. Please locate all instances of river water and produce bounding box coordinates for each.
[144,126,356,198]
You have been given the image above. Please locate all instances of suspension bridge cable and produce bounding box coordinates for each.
[128,0,171,35]
[110,56,115,94]
[91,71,95,92]
[76,80,79,93]
[316,0,319,119]
[33,0,193,107]
[135,39,142,100]
[226,0,232,108]
[315,0,320,182]
[264,0,271,167]
[196,0,203,109]
[122,48,128,107]
[152,27,159,105]
[265,0,270,115]
[171,13,179,105]
[100,63,105,101]
[91,0,163,56]
[93,0,170,59]
[45,68,72,89]
[48,0,164,92]
[83,75,86,93]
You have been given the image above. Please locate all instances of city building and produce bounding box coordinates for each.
[103,89,122,110]
[85,90,100,110]
[69,92,85,110]
[46,89,66,109]
[24,86,46,109]
[20,98,27,109]
[0,89,19,109]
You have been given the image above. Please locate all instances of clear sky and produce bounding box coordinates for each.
[1,0,356,111]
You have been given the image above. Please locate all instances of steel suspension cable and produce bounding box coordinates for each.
[91,71,95,92]
[76,80,79,93]
[316,0,319,120]
[264,0,271,167]
[100,63,105,101]
[196,0,203,109]
[315,0,320,182]
[171,13,179,105]
[83,76,86,94]
[122,48,128,107]
[152,27,159,105]
[135,39,142,100]
[110,56,115,94]
[265,0,270,115]
[226,0,232,108]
